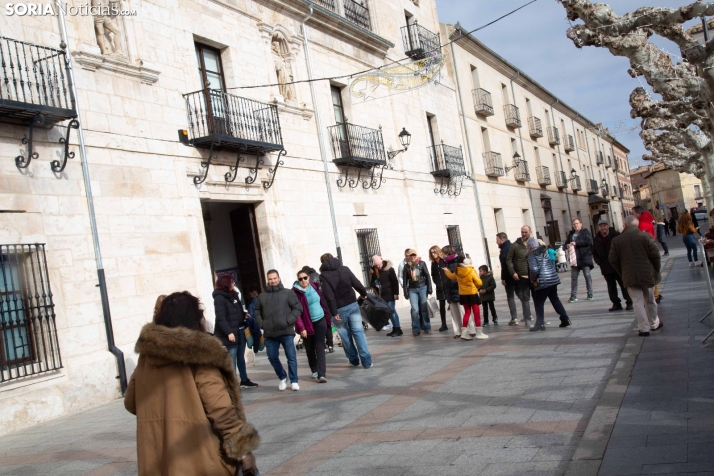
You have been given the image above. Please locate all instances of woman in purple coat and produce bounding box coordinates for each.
[292,269,332,382]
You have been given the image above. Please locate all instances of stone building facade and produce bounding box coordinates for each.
[631,164,705,220]
[1,0,631,433]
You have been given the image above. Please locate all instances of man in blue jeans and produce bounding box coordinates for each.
[254,269,303,391]
[402,249,433,336]
[319,253,373,368]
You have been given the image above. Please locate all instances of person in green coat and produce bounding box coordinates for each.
[478,265,498,326]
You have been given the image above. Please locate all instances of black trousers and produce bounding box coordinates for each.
[604,273,631,305]
[533,285,568,327]
[304,317,327,378]
[482,301,497,322]
[439,299,446,326]
[325,318,333,347]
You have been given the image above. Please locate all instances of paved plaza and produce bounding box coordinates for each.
[0,241,712,476]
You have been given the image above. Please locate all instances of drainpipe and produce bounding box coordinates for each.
[571,116,592,228]
[301,1,343,263]
[550,100,573,228]
[56,2,127,395]
[509,71,538,237]
[450,36,491,268]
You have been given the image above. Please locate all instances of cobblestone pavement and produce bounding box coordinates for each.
[0,240,711,476]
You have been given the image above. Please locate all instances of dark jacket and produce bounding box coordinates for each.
[245,317,262,354]
[498,240,515,284]
[254,282,303,339]
[592,229,620,276]
[565,228,594,269]
[431,260,446,301]
[609,226,661,288]
[369,260,399,302]
[212,290,246,346]
[319,258,368,316]
[669,217,677,232]
[527,245,561,291]
[655,223,667,243]
[441,254,460,303]
[402,260,433,296]
[479,272,497,302]
[506,238,529,278]
[292,282,331,336]
[247,297,258,318]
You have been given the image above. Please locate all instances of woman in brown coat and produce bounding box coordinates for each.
[125,291,260,476]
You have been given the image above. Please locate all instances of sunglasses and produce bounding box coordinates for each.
[409,254,417,257]
[298,276,310,282]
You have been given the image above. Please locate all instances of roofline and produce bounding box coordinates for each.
[447,23,628,152]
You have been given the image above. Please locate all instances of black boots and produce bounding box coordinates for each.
[609,303,624,312]
[559,316,572,328]
[389,327,403,336]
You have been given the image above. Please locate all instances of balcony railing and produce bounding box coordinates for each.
[429,143,465,177]
[472,88,494,116]
[601,184,609,197]
[328,123,386,166]
[528,117,543,138]
[547,127,560,146]
[536,165,551,185]
[344,0,371,31]
[0,37,77,126]
[183,89,283,154]
[401,22,440,60]
[596,151,604,165]
[586,179,599,195]
[314,0,336,11]
[605,155,612,168]
[571,175,582,192]
[514,160,530,182]
[613,157,619,171]
[504,104,521,128]
[564,135,575,152]
[483,151,504,177]
[555,170,568,189]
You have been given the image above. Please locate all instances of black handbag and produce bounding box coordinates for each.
[360,294,393,331]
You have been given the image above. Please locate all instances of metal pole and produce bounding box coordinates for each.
[510,73,538,236]
[450,36,491,269]
[301,1,343,264]
[698,240,714,344]
[56,3,127,395]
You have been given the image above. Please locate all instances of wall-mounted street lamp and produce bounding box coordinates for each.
[504,152,524,173]
[387,128,412,160]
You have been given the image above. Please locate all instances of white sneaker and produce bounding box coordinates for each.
[474,327,489,340]
[695,261,703,267]
[460,328,474,341]
[311,372,318,379]
[690,262,695,267]
[291,382,300,391]
[278,379,287,391]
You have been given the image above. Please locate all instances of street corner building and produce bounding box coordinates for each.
[0,0,632,433]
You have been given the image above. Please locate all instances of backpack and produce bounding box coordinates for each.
[360,294,393,331]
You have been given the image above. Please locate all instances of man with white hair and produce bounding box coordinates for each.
[609,216,663,337]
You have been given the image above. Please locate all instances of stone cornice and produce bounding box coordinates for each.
[73,50,161,85]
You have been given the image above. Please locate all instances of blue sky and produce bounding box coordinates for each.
[435,0,694,169]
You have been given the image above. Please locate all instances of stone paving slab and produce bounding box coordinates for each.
[1,240,711,476]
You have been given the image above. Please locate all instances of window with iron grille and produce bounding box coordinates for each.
[446,226,464,255]
[356,229,381,289]
[1,244,62,383]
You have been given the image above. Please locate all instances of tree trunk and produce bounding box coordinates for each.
[701,150,714,210]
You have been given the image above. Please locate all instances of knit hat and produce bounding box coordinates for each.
[526,237,539,250]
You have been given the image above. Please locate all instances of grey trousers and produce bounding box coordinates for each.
[505,281,532,322]
[570,266,593,297]
[627,285,661,332]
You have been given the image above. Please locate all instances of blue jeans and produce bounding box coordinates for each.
[334,301,372,368]
[225,329,248,382]
[408,286,431,334]
[683,234,698,262]
[387,300,400,328]
[265,334,298,383]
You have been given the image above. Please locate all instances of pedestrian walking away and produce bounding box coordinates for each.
[663,218,670,236]
[402,249,433,336]
[592,218,633,312]
[678,210,703,267]
[526,238,571,331]
[609,216,663,336]
[301,265,335,352]
[669,215,677,236]
[444,254,488,340]
[478,265,498,326]
[319,253,373,368]
[429,245,449,332]
[213,275,259,389]
[254,270,303,391]
[441,245,471,338]
[505,227,534,327]
[655,216,670,256]
[292,270,332,383]
[632,205,664,303]
[370,255,402,336]
[125,291,259,476]
[564,219,594,302]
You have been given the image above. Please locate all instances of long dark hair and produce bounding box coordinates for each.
[155,291,207,332]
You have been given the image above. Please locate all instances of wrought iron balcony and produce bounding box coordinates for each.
[601,184,609,197]
[328,123,386,166]
[514,160,530,182]
[617,187,624,199]
[571,175,582,192]
[472,88,494,116]
[547,127,560,146]
[587,179,599,195]
[536,165,551,185]
[613,157,619,171]
[528,117,543,138]
[483,151,504,177]
[314,0,336,11]
[504,104,521,128]
[429,143,465,177]
[344,0,371,31]
[555,170,568,189]
[564,135,575,152]
[605,155,612,168]
[596,151,604,165]
[401,22,440,60]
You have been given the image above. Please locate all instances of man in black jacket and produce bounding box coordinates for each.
[564,219,595,302]
[592,219,633,311]
[254,269,303,391]
[402,249,433,336]
[319,253,372,368]
[497,232,519,326]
